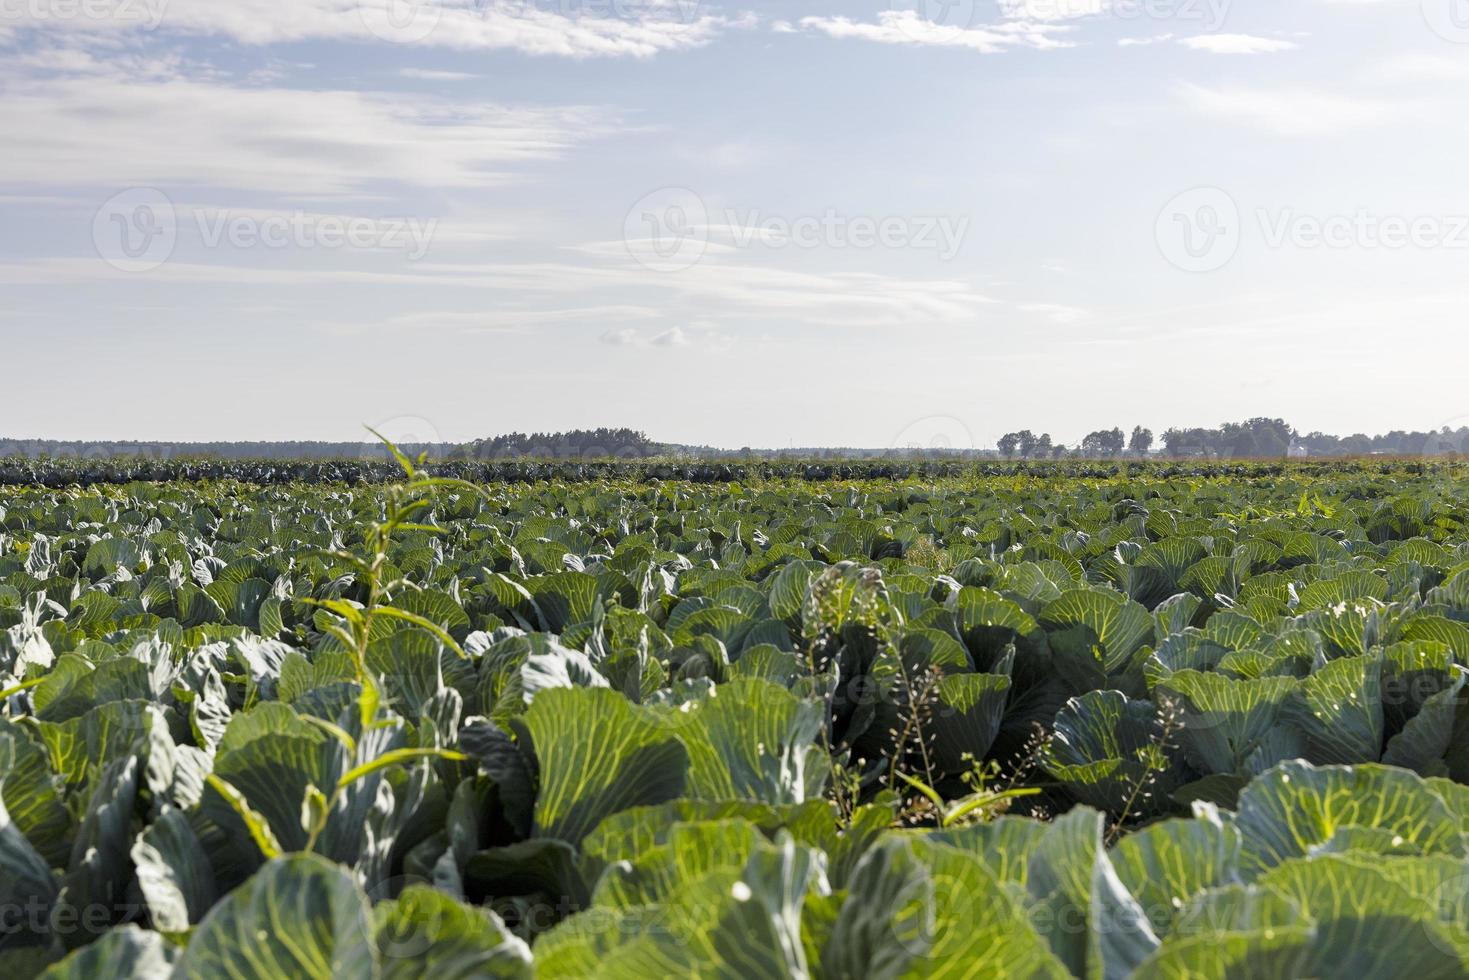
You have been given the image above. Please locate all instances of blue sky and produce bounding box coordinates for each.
[3,0,1468,449]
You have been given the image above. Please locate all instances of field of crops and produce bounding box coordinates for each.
[1,458,1467,978]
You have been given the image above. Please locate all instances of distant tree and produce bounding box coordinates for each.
[1015,430,1039,458]
[1081,428,1125,457]
[1129,426,1154,456]
[1163,427,1217,458]
[998,432,1022,459]
[1051,443,1067,460]
[1221,422,1258,458]
[1033,433,1053,459]
[1219,418,1293,458]
[1247,418,1294,458]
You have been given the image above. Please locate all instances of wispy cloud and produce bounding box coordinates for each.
[651,325,689,346]
[380,305,656,334]
[1019,302,1091,324]
[1180,82,1406,135]
[1118,34,1174,47]
[399,68,480,81]
[0,250,1002,331]
[0,55,612,192]
[1179,34,1299,55]
[797,12,1072,53]
[997,0,1107,21]
[4,0,732,58]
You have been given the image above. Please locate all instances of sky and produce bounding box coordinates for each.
[3,0,1469,451]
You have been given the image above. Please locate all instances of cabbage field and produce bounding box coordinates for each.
[1,456,1467,978]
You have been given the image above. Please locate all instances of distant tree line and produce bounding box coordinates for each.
[0,430,668,463]
[4,421,1466,462]
[1293,427,1468,458]
[1157,419,1468,458]
[455,428,663,460]
[997,419,1469,459]
[998,426,1155,459]
[0,439,452,462]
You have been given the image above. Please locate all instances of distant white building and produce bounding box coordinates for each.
[1288,441,1309,459]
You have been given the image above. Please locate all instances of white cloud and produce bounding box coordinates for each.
[0,60,610,193]
[1179,34,1299,55]
[1180,83,1405,135]
[0,252,1000,330]
[1019,302,1090,324]
[399,68,480,81]
[595,324,736,350]
[378,306,654,333]
[3,0,730,57]
[1118,34,1174,46]
[798,12,1072,53]
[599,327,639,345]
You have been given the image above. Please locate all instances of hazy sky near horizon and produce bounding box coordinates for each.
[3,0,1468,450]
